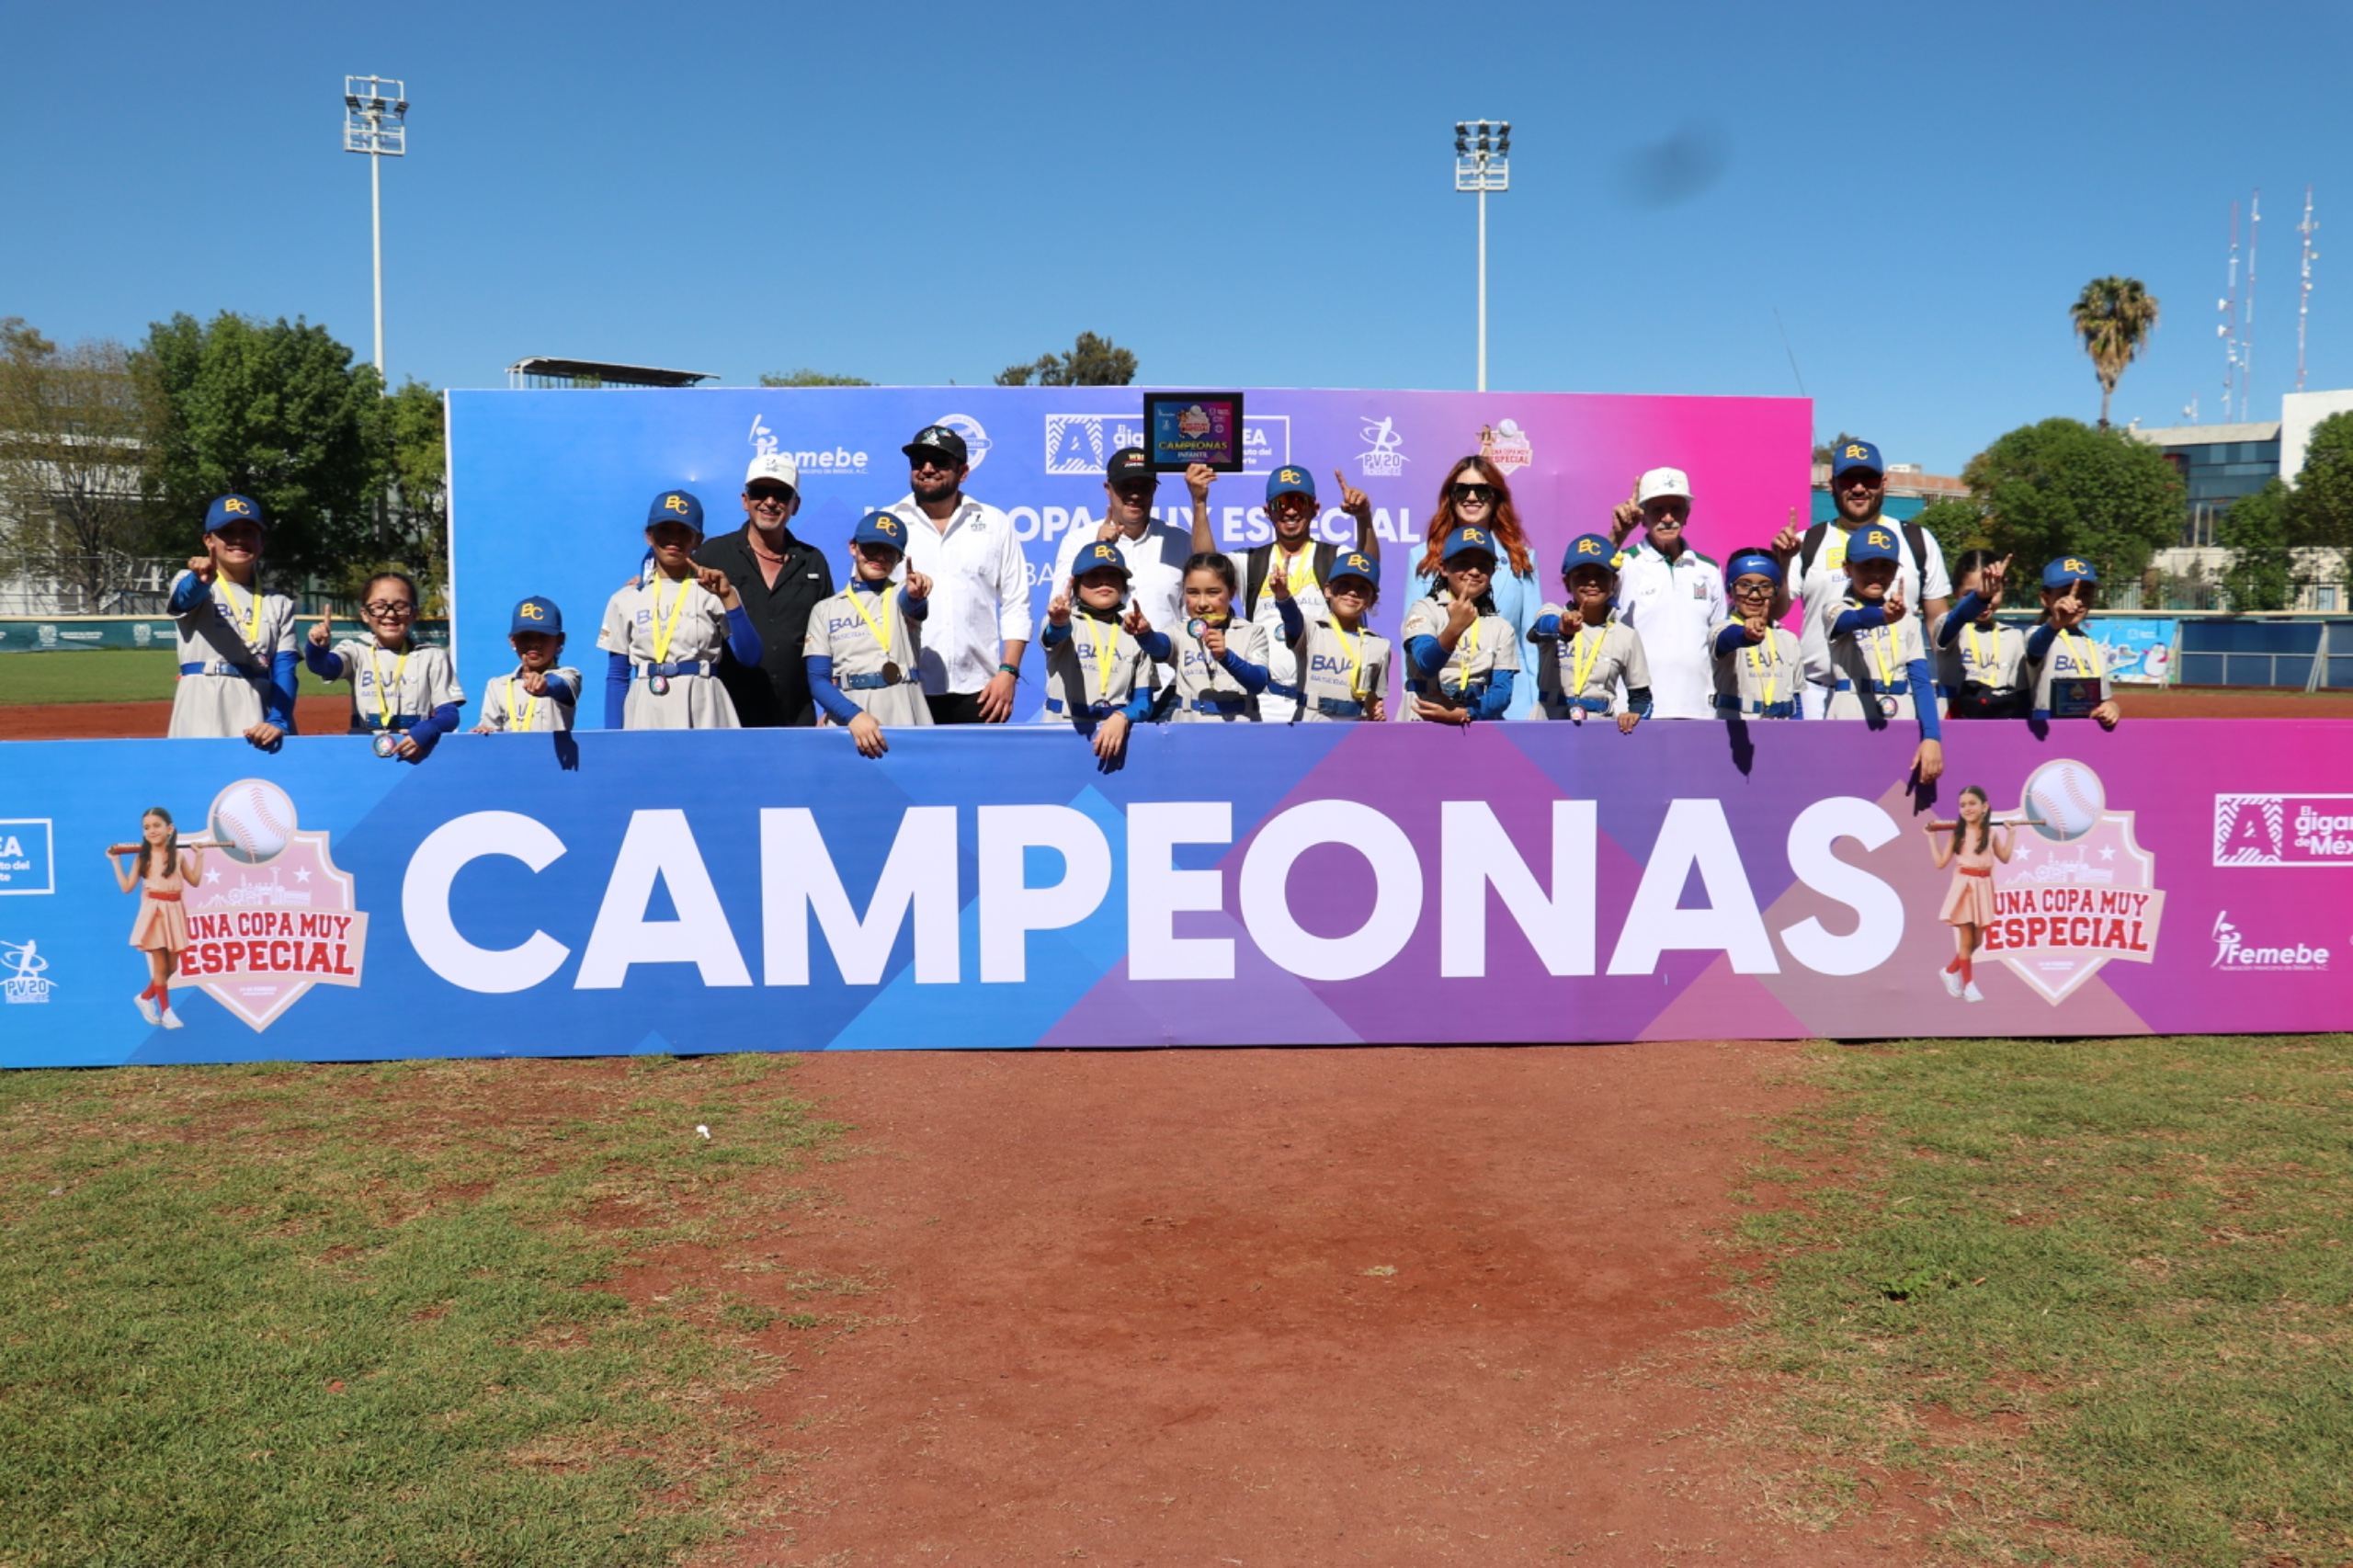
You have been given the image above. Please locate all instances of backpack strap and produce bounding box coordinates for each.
[1902,521,1932,619]
[1798,522,1828,576]
[1243,543,1273,620]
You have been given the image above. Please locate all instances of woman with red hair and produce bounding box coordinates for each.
[1409,456,1543,718]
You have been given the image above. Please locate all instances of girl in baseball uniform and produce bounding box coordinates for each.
[1933,551,2029,720]
[599,489,765,730]
[1399,526,1519,724]
[1824,525,1944,782]
[805,512,935,758]
[1275,549,1390,722]
[2023,557,2122,728]
[1709,549,1803,721]
[304,571,465,760]
[1155,552,1271,723]
[1530,534,1653,731]
[165,494,300,748]
[473,596,582,733]
[108,806,201,1030]
[1041,540,1165,766]
[1924,783,2014,1003]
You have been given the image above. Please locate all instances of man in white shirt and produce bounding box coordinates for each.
[886,424,1032,723]
[1773,438,1951,719]
[1605,466,1725,720]
[1047,448,1194,633]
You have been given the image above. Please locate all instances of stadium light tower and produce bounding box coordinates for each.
[342,76,408,381]
[1454,119,1510,392]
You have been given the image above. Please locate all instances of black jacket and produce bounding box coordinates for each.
[696,525,834,726]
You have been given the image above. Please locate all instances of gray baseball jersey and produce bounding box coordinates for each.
[599,575,742,729]
[477,665,582,733]
[1288,617,1391,722]
[1529,608,1650,721]
[1824,608,1927,721]
[1396,593,1519,722]
[804,584,932,727]
[326,639,465,733]
[1708,621,1804,719]
[1160,615,1268,722]
[166,572,298,738]
[1042,612,1155,721]
[2027,626,2111,716]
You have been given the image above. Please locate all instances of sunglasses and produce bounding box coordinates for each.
[1450,483,1498,505]
[910,455,961,473]
[745,485,795,505]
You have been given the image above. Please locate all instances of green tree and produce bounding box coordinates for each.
[2216,479,2299,611]
[758,369,874,387]
[2290,411,2353,597]
[0,318,158,610]
[2070,277,2160,429]
[995,331,1137,387]
[133,312,384,585]
[1912,495,1989,562]
[1960,418,2185,585]
[364,378,449,608]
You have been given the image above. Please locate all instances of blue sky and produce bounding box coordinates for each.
[6,0,2347,473]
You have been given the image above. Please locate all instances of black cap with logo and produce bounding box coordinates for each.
[902,425,969,465]
[1104,447,1155,488]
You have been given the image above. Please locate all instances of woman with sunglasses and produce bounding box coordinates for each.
[1410,458,1542,718]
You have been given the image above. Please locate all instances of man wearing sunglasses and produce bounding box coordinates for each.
[1605,467,1726,720]
[695,452,835,726]
[884,424,1031,724]
[1773,439,1950,719]
[1046,447,1194,634]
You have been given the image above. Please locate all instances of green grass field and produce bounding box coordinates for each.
[0,649,188,704]
[1728,1033,2353,1565]
[0,1055,847,1568]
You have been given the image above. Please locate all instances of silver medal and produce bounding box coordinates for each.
[1186,617,1209,640]
[372,732,398,758]
[649,673,670,696]
[1879,695,1900,718]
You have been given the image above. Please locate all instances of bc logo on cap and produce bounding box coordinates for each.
[1345,553,1370,572]
[1464,528,1486,544]
[1845,443,1869,460]
[2064,557,2086,574]
[222,496,251,516]
[518,601,545,621]
[1577,538,1601,556]
[1869,529,1889,547]
[664,494,691,516]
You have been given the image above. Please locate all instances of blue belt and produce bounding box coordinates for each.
[634,661,706,679]
[1404,677,1486,696]
[1713,694,1796,718]
[1043,698,1120,719]
[1312,696,1366,718]
[1184,694,1249,712]
[1544,693,1611,713]
[1264,680,1302,699]
[355,714,426,732]
[178,661,264,678]
[841,671,919,690]
[1833,678,1911,695]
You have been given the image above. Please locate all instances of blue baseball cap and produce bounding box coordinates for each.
[1846,524,1902,563]
[205,494,265,533]
[510,596,563,634]
[2042,555,2099,588]
[1561,533,1620,575]
[1266,466,1316,505]
[647,489,704,532]
[853,511,908,551]
[1326,550,1380,588]
[1440,525,1500,563]
[1072,540,1131,578]
[1726,551,1782,585]
[1830,439,1884,479]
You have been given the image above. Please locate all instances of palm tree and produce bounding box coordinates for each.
[2071,278,2161,429]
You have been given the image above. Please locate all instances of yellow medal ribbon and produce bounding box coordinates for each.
[1745,635,1780,708]
[1330,620,1366,699]
[220,578,263,653]
[1279,543,1315,598]
[507,673,536,732]
[369,644,411,733]
[1569,620,1606,699]
[1858,602,1897,692]
[846,585,897,659]
[2058,628,2103,679]
[1445,597,1482,695]
[1087,615,1119,703]
[648,574,692,671]
[1966,621,1995,679]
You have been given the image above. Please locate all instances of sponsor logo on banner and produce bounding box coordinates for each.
[1045,414,1291,474]
[2210,911,2334,971]
[0,819,56,894]
[2213,793,2353,867]
[37,624,57,647]
[746,414,870,478]
[176,779,369,1030]
[1358,416,1409,477]
[1977,759,2166,1004]
[132,621,153,646]
[1477,419,1532,474]
[932,414,990,472]
[2,938,54,1004]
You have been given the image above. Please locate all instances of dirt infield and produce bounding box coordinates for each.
[0,685,2343,740]
[644,1044,1931,1566]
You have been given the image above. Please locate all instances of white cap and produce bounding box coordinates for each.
[745,452,800,491]
[1635,466,1692,505]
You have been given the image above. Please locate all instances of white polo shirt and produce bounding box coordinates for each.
[887,493,1036,696]
[1049,515,1194,635]
[1611,540,1725,720]
[1791,517,1951,689]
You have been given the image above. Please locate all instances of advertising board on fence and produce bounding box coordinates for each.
[0,721,2346,1069]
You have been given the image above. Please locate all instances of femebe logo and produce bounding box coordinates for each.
[2210,911,2333,971]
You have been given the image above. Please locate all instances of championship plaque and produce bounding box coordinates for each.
[1144,393,1246,473]
[2048,677,2103,719]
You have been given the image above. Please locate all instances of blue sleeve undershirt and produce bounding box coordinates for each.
[1712,623,1753,656]
[1136,630,1172,662]
[904,594,929,622]
[1277,597,1305,645]
[1937,591,1988,648]
[1469,668,1515,722]
[1625,685,1654,719]
[1530,613,1562,640]
[1117,684,1154,724]
[167,574,210,616]
[1219,647,1269,694]
[301,642,345,682]
[265,652,298,729]
[1830,603,1890,638]
[803,655,864,725]
[1405,635,1448,676]
[2024,622,2060,663]
[1041,621,1071,649]
[724,605,762,667]
[1910,658,1942,741]
[604,652,631,730]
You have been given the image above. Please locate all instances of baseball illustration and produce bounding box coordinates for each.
[2021,759,2106,842]
[208,778,299,864]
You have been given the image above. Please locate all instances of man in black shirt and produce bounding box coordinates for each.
[696,452,834,726]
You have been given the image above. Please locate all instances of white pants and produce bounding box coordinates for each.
[1801,681,1832,720]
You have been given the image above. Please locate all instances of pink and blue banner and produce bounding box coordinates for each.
[1,721,2347,1068]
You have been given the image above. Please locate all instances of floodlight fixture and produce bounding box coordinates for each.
[1452,118,1512,392]
[343,75,408,380]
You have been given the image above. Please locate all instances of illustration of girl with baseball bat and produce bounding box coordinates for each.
[1922,784,2014,1002]
[108,807,205,1029]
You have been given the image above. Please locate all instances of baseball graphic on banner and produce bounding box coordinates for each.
[2023,760,2105,843]
[209,778,298,865]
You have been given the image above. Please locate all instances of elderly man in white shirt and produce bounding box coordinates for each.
[886,424,1033,723]
[1046,447,1195,633]
[1605,466,1726,720]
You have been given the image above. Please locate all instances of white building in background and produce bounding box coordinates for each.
[2131,393,2350,613]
